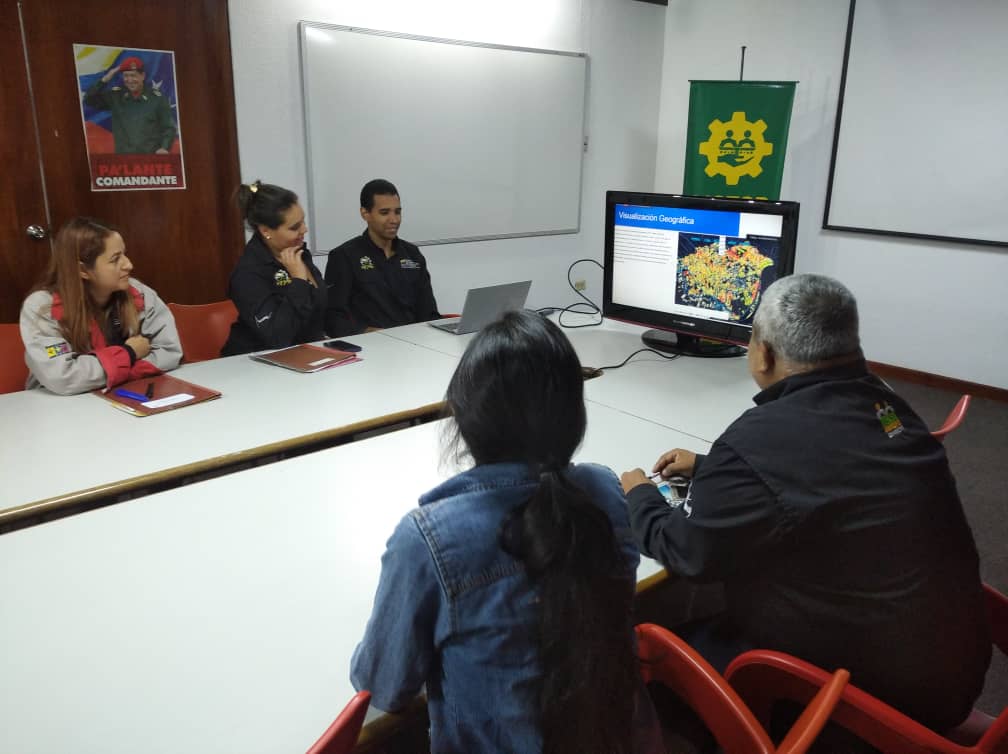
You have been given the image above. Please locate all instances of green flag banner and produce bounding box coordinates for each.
[683,81,796,200]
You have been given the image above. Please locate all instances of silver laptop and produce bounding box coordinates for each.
[428,280,533,335]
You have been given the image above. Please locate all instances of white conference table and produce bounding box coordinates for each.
[0,331,458,523]
[0,402,709,754]
[1,317,755,527]
[384,315,757,444]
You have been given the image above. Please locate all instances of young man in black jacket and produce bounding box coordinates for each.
[324,179,440,336]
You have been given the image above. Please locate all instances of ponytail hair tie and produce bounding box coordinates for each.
[539,468,562,483]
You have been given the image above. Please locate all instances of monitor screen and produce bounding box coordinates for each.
[603,191,800,357]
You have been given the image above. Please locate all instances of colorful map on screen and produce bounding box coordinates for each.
[675,234,779,323]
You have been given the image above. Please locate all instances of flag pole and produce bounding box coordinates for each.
[739,46,747,81]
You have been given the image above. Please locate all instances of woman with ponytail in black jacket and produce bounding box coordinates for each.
[350,310,662,753]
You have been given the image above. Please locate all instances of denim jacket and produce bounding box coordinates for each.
[350,462,660,753]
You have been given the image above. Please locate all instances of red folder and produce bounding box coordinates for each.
[95,373,221,417]
[249,343,360,373]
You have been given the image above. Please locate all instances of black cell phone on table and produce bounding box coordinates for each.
[323,339,362,353]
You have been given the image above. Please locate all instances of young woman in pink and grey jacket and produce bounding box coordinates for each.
[19,217,181,395]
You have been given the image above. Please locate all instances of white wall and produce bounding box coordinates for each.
[229,0,665,315]
[655,0,1008,389]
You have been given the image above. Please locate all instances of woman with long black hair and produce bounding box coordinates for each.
[351,310,661,753]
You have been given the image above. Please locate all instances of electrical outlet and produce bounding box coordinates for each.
[574,279,587,291]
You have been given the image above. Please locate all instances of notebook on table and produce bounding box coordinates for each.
[250,343,360,373]
[427,280,532,335]
[94,374,221,417]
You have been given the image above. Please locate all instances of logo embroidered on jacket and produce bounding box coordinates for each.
[274,269,291,286]
[360,256,375,270]
[399,259,420,269]
[875,401,905,438]
[255,313,272,325]
[45,342,71,359]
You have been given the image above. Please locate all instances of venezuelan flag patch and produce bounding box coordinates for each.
[45,342,71,359]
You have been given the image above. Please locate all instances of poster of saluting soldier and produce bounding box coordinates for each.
[74,43,186,191]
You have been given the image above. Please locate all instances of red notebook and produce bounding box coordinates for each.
[95,373,221,417]
[249,343,360,373]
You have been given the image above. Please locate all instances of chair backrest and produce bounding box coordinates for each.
[167,300,237,363]
[932,394,972,441]
[305,690,371,754]
[635,623,848,754]
[724,584,1008,754]
[0,323,29,394]
[985,583,1008,657]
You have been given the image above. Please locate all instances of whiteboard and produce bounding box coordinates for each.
[299,23,588,248]
[823,0,1008,247]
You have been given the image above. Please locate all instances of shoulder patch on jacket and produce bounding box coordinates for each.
[875,401,905,438]
[45,342,71,359]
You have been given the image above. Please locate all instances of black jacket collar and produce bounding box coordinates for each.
[754,356,872,406]
[360,230,407,258]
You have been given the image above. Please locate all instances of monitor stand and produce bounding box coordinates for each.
[641,329,746,358]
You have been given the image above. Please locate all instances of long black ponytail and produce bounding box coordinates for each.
[445,310,637,754]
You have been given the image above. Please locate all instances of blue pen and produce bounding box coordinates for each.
[114,388,150,402]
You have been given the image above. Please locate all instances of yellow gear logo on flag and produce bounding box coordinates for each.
[697,111,774,186]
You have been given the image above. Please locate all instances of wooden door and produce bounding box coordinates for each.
[0,0,243,323]
[0,3,50,322]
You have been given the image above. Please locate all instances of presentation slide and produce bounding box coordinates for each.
[612,204,782,325]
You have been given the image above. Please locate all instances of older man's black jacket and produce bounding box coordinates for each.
[628,360,990,731]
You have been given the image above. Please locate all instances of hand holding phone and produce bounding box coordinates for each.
[654,473,690,505]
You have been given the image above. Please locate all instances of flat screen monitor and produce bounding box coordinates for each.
[603,191,800,357]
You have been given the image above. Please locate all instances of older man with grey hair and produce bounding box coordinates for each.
[621,273,989,733]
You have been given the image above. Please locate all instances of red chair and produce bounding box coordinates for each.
[932,394,972,441]
[724,584,1008,754]
[636,623,849,754]
[167,300,237,363]
[305,690,371,754]
[0,323,28,394]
